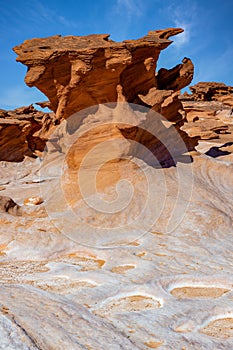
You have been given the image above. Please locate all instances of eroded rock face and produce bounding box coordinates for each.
[0,105,55,161]
[157,57,194,91]
[14,28,194,120]
[13,29,196,171]
[0,196,20,215]
[0,30,232,350]
[180,83,233,143]
[189,82,233,106]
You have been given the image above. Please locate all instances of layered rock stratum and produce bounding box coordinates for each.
[0,105,56,161]
[13,28,194,119]
[0,30,232,349]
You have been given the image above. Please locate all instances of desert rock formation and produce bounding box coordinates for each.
[0,105,55,161]
[13,29,196,170]
[14,28,193,119]
[181,82,233,145]
[0,30,232,349]
[188,81,233,106]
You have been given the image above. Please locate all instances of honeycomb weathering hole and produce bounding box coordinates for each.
[110,265,135,274]
[94,294,163,316]
[170,286,230,299]
[144,340,164,348]
[201,317,233,338]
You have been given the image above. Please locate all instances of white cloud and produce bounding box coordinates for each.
[166,1,197,48]
[57,15,79,29]
[173,20,190,47]
[109,0,144,40]
[116,0,143,19]
[19,0,79,30]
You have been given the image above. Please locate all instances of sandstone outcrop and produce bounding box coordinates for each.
[0,105,55,161]
[188,81,233,106]
[0,29,232,350]
[13,29,196,171]
[0,195,20,215]
[14,28,194,120]
[180,82,233,143]
[157,57,194,91]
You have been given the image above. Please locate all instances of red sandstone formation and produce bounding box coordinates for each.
[0,105,55,161]
[13,28,194,120]
[0,29,233,350]
[11,29,196,166]
[157,57,194,91]
[180,82,233,142]
[5,32,233,164]
[188,82,233,106]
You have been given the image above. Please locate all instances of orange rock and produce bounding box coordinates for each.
[24,196,44,206]
[157,57,194,91]
[0,105,55,161]
[14,29,193,120]
[189,82,233,103]
[180,83,233,143]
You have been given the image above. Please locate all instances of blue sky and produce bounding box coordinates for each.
[0,0,233,110]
